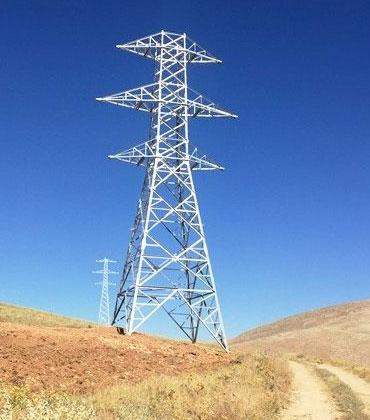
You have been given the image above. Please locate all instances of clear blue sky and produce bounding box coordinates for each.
[1,0,369,339]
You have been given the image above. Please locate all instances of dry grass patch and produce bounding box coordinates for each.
[89,352,291,420]
[315,367,369,420]
[298,354,370,385]
[322,359,370,384]
[0,350,290,419]
[292,354,370,384]
[0,385,96,420]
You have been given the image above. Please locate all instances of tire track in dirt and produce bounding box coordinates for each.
[321,364,370,415]
[281,361,340,420]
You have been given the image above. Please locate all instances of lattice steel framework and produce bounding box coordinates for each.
[97,30,237,351]
[93,258,118,325]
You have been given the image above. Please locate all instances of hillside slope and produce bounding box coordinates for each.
[0,302,229,393]
[0,302,92,328]
[233,299,370,367]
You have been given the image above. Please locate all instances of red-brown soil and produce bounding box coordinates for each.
[0,321,230,394]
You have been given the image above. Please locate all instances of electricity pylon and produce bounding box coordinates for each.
[93,258,118,325]
[97,30,237,351]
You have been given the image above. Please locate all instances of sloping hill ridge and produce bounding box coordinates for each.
[0,302,230,393]
[0,302,93,327]
[233,299,370,367]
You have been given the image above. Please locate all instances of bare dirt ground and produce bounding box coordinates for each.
[0,321,230,393]
[281,361,340,420]
[321,364,370,415]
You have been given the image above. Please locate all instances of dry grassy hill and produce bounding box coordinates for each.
[0,302,93,328]
[0,302,227,393]
[0,302,290,419]
[233,299,370,367]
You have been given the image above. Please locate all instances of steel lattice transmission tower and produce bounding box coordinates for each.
[97,30,237,351]
[93,258,118,325]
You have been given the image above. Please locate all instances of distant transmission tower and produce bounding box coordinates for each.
[97,31,237,351]
[93,258,118,325]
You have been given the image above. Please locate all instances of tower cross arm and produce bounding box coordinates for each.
[96,84,237,118]
[116,31,221,64]
[108,140,224,171]
[96,83,158,113]
[187,90,238,118]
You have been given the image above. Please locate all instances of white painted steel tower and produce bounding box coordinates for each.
[93,258,118,325]
[97,31,237,351]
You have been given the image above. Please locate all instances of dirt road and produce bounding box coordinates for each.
[281,361,339,420]
[321,364,370,415]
